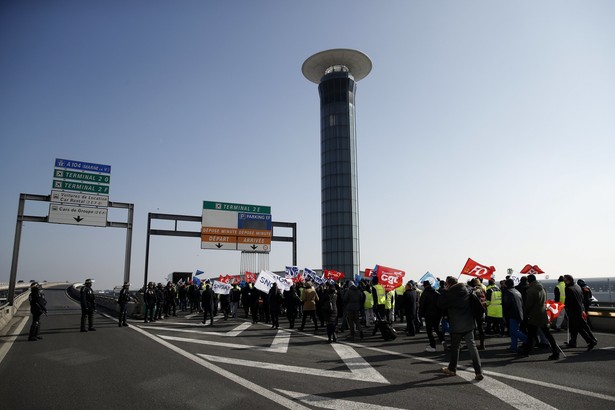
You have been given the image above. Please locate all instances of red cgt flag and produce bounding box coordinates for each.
[460,258,495,280]
[520,264,545,275]
[364,268,373,278]
[375,265,405,292]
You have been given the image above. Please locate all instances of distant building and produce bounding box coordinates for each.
[303,49,372,280]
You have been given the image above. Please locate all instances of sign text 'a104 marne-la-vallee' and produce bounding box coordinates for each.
[48,158,111,227]
[201,201,272,253]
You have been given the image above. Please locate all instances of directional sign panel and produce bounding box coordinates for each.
[54,169,111,184]
[52,180,110,195]
[55,158,111,174]
[48,204,108,227]
[51,190,109,207]
[202,200,272,252]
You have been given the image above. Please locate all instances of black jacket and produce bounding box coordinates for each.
[419,286,441,319]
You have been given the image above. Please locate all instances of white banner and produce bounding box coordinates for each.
[255,270,292,293]
[212,280,231,295]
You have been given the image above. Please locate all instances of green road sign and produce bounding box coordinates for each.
[52,180,110,194]
[203,201,271,214]
[54,169,110,184]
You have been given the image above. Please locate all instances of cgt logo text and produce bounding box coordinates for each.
[381,272,403,285]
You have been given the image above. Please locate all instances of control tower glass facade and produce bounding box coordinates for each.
[318,70,360,279]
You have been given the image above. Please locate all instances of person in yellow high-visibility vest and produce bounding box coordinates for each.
[394,283,405,323]
[371,277,387,335]
[553,276,567,332]
[363,283,374,326]
[385,289,396,323]
[485,278,504,335]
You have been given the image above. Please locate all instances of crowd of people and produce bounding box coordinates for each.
[27,272,599,382]
[138,273,597,356]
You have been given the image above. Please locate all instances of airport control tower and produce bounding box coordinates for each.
[302,49,372,280]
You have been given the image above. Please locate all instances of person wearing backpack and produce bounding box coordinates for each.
[502,278,528,353]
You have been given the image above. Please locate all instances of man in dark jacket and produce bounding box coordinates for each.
[28,282,47,341]
[118,282,131,327]
[402,282,418,336]
[437,276,483,381]
[564,275,597,350]
[522,275,559,359]
[80,278,96,332]
[502,278,527,353]
[419,281,444,352]
[342,281,363,340]
[201,284,215,325]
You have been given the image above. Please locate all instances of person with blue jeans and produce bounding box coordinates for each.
[502,278,527,352]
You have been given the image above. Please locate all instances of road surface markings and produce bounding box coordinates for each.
[197,343,389,385]
[276,389,406,410]
[139,321,251,337]
[129,324,311,410]
[156,331,292,354]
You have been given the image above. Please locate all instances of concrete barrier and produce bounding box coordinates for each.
[587,306,615,333]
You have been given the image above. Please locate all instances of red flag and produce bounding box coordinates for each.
[245,271,256,283]
[375,265,405,292]
[364,268,372,278]
[460,258,495,280]
[546,300,564,323]
[520,264,545,275]
[293,273,304,284]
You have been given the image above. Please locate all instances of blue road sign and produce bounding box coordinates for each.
[55,158,111,174]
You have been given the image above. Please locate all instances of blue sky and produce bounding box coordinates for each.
[1,1,614,290]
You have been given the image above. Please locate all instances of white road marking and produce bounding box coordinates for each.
[156,330,291,353]
[129,324,310,410]
[197,352,389,384]
[276,389,405,410]
[131,317,615,407]
[139,321,252,337]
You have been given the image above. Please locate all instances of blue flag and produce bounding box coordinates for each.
[192,276,202,287]
[418,272,439,290]
[195,270,205,276]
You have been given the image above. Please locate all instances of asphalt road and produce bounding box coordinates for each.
[1,286,614,410]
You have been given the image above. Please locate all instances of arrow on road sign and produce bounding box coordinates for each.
[74,216,83,223]
[216,243,223,248]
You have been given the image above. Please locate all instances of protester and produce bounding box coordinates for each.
[469,278,486,350]
[284,284,301,329]
[323,283,338,343]
[299,282,319,333]
[342,281,363,340]
[201,283,215,326]
[268,283,283,329]
[553,276,567,332]
[502,278,527,353]
[419,280,445,352]
[563,275,597,350]
[437,276,484,381]
[402,282,418,336]
[522,274,559,360]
